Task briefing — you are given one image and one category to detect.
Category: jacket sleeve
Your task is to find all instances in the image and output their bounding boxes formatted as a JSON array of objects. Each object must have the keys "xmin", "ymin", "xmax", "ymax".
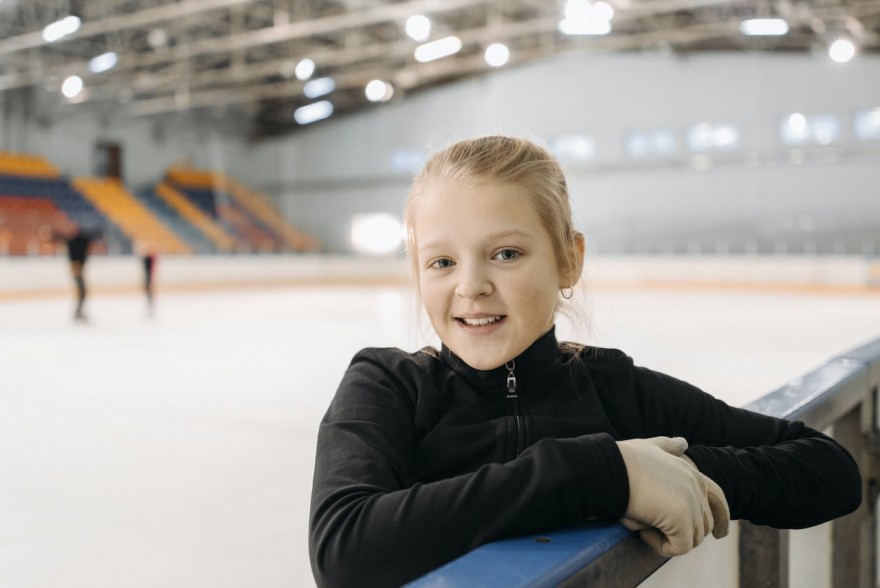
[
  {"xmin": 629, "ymin": 365, "xmax": 861, "ymax": 529},
  {"xmin": 309, "ymin": 350, "xmax": 629, "ymax": 588}
]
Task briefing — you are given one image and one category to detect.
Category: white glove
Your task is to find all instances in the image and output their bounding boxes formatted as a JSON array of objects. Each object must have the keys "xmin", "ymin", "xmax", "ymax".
[
  {"xmin": 680, "ymin": 453, "xmax": 729, "ymax": 540},
  {"xmin": 617, "ymin": 436, "xmax": 728, "ymax": 557}
]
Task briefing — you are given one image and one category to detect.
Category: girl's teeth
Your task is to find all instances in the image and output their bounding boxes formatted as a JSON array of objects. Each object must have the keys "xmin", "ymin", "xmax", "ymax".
[{"xmin": 462, "ymin": 316, "xmax": 501, "ymax": 326}]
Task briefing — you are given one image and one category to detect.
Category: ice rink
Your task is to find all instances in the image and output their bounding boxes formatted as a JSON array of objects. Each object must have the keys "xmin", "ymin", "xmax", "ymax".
[{"xmin": 2, "ymin": 283, "xmax": 879, "ymax": 588}]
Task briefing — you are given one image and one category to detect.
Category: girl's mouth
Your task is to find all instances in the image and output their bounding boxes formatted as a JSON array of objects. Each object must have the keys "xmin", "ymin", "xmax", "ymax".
[{"xmin": 456, "ymin": 315, "xmax": 506, "ymax": 327}]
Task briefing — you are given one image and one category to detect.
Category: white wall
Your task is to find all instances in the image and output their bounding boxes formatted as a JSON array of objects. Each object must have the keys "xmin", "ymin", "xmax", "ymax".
[
  {"xmin": 1, "ymin": 88, "xmax": 252, "ymax": 187},
  {"xmin": 248, "ymin": 51, "xmax": 880, "ymax": 252}
]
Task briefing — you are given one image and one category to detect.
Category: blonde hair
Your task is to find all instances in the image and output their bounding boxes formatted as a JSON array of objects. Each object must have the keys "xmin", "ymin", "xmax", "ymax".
[{"xmin": 405, "ymin": 135, "xmax": 586, "ymax": 324}]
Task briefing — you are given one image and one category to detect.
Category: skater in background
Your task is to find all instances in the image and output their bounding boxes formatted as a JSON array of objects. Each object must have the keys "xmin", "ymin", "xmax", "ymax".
[
  {"xmin": 137, "ymin": 240, "xmax": 158, "ymax": 317},
  {"xmin": 42, "ymin": 220, "xmax": 103, "ymax": 322}
]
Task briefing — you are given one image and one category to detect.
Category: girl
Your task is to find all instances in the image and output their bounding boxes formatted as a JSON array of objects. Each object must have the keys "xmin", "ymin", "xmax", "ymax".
[{"xmin": 309, "ymin": 136, "xmax": 860, "ymax": 587}]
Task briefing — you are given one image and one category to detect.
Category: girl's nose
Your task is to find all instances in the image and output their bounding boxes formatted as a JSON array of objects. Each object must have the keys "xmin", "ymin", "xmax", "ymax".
[{"xmin": 455, "ymin": 263, "xmax": 493, "ymax": 299}]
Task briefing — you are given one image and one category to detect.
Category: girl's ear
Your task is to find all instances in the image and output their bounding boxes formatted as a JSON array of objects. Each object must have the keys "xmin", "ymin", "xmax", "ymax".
[{"xmin": 562, "ymin": 232, "xmax": 586, "ymax": 288}]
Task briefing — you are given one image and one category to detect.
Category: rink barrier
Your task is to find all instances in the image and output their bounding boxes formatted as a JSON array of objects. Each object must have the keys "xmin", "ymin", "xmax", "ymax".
[
  {"xmin": 407, "ymin": 336, "xmax": 880, "ymax": 588},
  {"xmin": 2, "ymin": 254, "xmax": 879, "ymax": 297}
]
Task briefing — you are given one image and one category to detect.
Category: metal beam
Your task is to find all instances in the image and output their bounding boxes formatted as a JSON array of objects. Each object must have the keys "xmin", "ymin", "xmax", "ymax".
[{"xmin": 0, "ymin": 0, "xmax": 255, "ymax": 56}]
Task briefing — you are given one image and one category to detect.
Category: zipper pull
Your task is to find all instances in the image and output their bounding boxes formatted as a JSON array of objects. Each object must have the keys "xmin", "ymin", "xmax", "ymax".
[{"xmin": 505, "ymin": 360, "xmax": 517, "ymax": 399}]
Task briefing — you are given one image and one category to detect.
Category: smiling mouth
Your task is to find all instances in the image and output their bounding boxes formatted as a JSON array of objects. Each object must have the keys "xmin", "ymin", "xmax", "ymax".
[{"xmin": 456, "ymin": 315, "xmax": 506, "ymax": 326}]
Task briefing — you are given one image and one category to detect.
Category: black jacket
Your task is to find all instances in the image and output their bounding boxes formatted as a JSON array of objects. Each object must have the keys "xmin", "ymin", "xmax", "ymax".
[{"xmin": 310, "ymin": 327, "xmax": 861, "ymax": 587}]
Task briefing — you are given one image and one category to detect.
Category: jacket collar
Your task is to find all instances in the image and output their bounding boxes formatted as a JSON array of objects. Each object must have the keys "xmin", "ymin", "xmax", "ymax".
[{"xmin": 440, "ymin": 326, "xmax": 565, "ymax": 393}]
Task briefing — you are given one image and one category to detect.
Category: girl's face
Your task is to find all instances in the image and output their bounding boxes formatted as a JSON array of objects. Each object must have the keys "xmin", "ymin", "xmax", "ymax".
[{"xmin": 413, "ymin": 180, "xmax": 565, "ymax": 371}]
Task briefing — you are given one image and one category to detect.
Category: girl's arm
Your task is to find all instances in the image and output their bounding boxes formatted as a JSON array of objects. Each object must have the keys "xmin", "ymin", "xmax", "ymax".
[
  {"xmin": 309, "ymin": 350, "xmax": 628, "ymax": 588},
  {"xmin": 630, "ymin": 366, "xmax": 862, "ymax": 528}
]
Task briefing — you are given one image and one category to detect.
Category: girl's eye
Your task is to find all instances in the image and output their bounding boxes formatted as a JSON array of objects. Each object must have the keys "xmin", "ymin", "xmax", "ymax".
[
  {"xmin": 430, "ymin": 258, "xmax": 454, "ymax": 269},
  {"xmin": 494, "ymin": 249, "xmax": 520, "ymax": 261}
]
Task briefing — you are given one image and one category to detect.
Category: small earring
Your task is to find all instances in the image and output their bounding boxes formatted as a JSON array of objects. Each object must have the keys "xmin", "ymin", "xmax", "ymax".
[{"xmin": 561, "ymin": 287, "xmax": 573, "ymax": 300}]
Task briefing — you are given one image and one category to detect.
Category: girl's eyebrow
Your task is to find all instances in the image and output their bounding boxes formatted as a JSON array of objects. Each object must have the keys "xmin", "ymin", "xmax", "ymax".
[
  {"xmin": 419, "ymin": 230, "xmax": 531, "ymax": 253},
  {"xmin": 485, "ymin": 230, "xmax": 531, "ymax": 241}
]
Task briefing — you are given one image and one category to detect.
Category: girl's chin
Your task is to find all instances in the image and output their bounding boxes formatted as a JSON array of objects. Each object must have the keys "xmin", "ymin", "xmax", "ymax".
[{"xmin": 451, "ymin": 347, "xmax": 511, "ymax": 371}]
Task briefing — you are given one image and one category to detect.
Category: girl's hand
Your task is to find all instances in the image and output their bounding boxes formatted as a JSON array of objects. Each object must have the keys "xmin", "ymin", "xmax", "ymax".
[
  {"xmin": 617, "ymin": 436, "xmax": 728, "ymax": 557},
  {"xmin": 679, "ymin": 452, "xmax": 730, "ymax": 540}
]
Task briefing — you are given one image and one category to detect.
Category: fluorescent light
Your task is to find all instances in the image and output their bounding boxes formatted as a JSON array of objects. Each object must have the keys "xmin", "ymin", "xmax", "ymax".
[
  {"xmin": 42, "ymin": 15, "xmax": 81, "ymax": 43},
  {"xmin": 592, "ymin": 2, "xmax": 615, "ymax": 21},
  {"xmin": 365, "ymin": 80, "xmax": 394, "ymax": 103},
  {"xmin": 294, "ymin": 101, "xmax": 333, "ymax": 124},
  {"xmin": 350, "ymin": 214, "xmax": 403, "ymax": 255},
  {"xmin": 295, "ymin": 58, "xmax": 315, "ymax": 80},
  {"xmin": 560, "ymin": 0, "xmax": 613, "ymax": 35},
  {"xmin": 787, "ymin": 113, "xmax": 807, "ymax": 134},
  {"xmin": 484, "ymin": 43, "xmax": 509, "ymax": 67},
  {"xmin": 61, "ymin": 75, "xmax": 83, "ymax": 99},
  {"xmin": 405, "ymin": 15, "xmax": 431, "ymax": 42},
  {"xmin": 558, "ymin": 18, "xmax": 611, "ymax": 35},
  {"xmin": 303, "ymin": 77, "xmax": 335, "ymax": 98},
  {"xmin": 89, "ymin": 52, "xmax": 118, "ymax": 73},
  {"xmin": 414, "ymin": 36, "xmax": 462, "ymax": 63},
  {"xmin": 564, "ymin": 0, "xmax": 591, "ymax": 20},
  {"xmin": 740, "ymin": 18, "xmax": 789, "ymax": 36},
  {"xmin": 829, "ymin": 39, "xmax": 856, "ymax": 63},
  {"xmin": 713, "ymin": 126, "xmax": 738, "ymax": 147}
]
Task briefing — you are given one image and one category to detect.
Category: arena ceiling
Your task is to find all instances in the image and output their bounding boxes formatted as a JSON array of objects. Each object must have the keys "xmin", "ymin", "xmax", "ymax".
[{"xmin": 1, "ymin": 0, "xmax": 879, "ymax": 139}]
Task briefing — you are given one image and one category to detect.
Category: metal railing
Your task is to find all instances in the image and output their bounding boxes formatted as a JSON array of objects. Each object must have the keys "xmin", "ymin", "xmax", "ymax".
[{"xmin": 408, "ymin": 336, "xmax": 880, "ymax": 588}]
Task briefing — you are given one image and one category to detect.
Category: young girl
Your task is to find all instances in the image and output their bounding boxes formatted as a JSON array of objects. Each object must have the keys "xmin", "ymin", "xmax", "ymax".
[{"xmin": 309, "ymin": 136, "xmax": 861, "ymax": 587}]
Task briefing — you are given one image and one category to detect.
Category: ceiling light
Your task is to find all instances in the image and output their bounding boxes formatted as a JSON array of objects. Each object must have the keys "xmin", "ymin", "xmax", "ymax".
[
  {"xmin": 303, "ymin": 77, "xmax": 335, "ymax": 98},
  {"xmin": 61, "ymin": 75, "xmax": 83, "ymax": 99},
  {"xmin": 42, "ymin": 15, "xmax": 81, "ymax": 43},
  {"xmin": 295, "ymin": 58, "xmax": 316, "ymax": 80},
  {"xmin": 365, "ymin": 80, "xmax": 394, "ymax": 103},
  {"xmin": 829, "ymin": 39, "xmax": 856, "ymax": 63},
  {"xmin": 484, "ymin": 43, "xmax": 509, "ymax": 67},
  {"xmin": 88, "ymin": 52, "xmax": 118, "ymax": 73},
  {"xmin": 591, "ymin": 2, "xmax": 615, "ymax": 21},
  {"xmin": 294, "ymin": 101, "xmax": 333, "ymax": 125},
  {"xmin": 147, "ymin": 28, "xmax": 168, "ymax": 49},
  {"xmin": 405, "ymin": 15, "xmax": 431, "ymax": 42},
  {"xmin": 740, "ymin": 18, "xmax": 789, "ymax": 36},
  {"xmin": 558, "ymin": 0, "xmax": 614, "ymax": 36},
  {"xmin": 787, "ymin": 113, "xmax": 807, "ymax": 134},
  {"xmin": 414, "ymin": 36, "xmax": 462, "ymax": 63},
  {"xmin": 564, "ymin": 0, "xmax": 591, "ymax": 20},
  {"xmin": 558, "ymin": 18, "xmax": 611, "ymax": 35}
]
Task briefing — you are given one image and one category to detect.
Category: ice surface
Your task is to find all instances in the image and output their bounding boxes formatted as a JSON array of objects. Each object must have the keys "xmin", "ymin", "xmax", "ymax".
[{"xmin": 1, "ymin": 284, "xmax": 877, "ymax": 587}]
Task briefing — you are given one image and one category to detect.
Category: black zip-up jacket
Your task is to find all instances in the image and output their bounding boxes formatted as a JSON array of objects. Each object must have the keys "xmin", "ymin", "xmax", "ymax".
[{"xmin": 310, "ymin": 328, "xmax": 861, "ymax": 587}]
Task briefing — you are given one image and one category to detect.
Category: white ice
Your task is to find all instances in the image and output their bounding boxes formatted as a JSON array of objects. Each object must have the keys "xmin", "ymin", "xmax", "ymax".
[{"xmin": 1, "ymin": 285, "xmax": 878, "ymax": 587}]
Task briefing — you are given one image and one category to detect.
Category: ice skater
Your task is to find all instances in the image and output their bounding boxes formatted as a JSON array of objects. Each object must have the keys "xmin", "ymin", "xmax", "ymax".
[
  {"xmin": 136, "ymin": 240, "xmax": 158, "ymax": 317},
  {"xmin": 309, "ymin": 136, "xmax": 861, "ymax": 587},
  {"xmin": 43, "ymin": 222, "xmax": 102, "ymax": 323}
]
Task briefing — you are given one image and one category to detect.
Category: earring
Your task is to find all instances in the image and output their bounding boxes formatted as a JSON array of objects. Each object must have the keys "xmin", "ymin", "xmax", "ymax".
[{"xmin": 561, "ymin": 287, "xmax": 573, "ymax": 300}]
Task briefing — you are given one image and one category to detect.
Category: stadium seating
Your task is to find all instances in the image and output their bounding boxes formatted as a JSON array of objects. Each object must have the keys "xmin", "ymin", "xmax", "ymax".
[
  {"xmin": 73, "ymin": 178, "xmax": 193, "ymax": 255},
  {"xmin": 0, "ymin": 152, "xmax": 319, "ymax": 256}
]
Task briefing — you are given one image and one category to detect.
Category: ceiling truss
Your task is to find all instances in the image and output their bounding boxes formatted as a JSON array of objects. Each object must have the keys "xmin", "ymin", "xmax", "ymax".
[{"xmin": 0, "ymin": 0, "xmax": 878, "ymax": 139}]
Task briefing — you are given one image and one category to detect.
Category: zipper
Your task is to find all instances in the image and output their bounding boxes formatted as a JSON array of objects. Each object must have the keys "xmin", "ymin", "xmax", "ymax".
[{"xmin": 506, "ymin": 360, "xmax": 526, "ymax": 457}]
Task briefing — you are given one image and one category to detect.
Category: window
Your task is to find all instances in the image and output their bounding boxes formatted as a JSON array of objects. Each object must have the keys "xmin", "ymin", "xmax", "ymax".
[
  {"xmin": 550, "ymin": 134, "xmax": 595, "ymax": 163},
  {"xmin": 854, "ymin": 108, "xmax": 880, "ymax": 141},
  {"xmin": 625, "ymin": 130, "xmax": 677, "ymax": 158},
  {"xmin": 686, "ymin": 123, "xmax": 740, "ymax": 152},
  {"xmin": 779, "ymin": 113, "xmax": 840, "ymax": 146}
]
